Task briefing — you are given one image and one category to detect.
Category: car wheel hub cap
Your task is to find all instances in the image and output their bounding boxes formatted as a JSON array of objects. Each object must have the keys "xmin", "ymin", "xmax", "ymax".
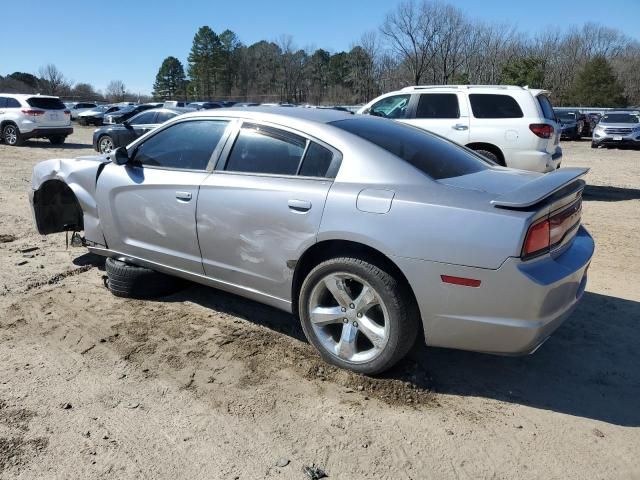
[
  {"xmin": 5, "ymin": 127, "xmax": 17, "ymax": 144},
  {"xmin": 308, "ymin": 272, "xmax": 389, "ymax": 363},
  {"xmin": 100, "ymin": 138, "xmax": 113, "ymax": 153}
]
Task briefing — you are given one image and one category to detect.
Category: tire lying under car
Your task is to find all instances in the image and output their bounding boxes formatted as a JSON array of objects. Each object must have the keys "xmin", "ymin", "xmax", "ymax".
[{"xmin": 105, "ymin": 257, "xmax": 183, "ymax": 299}]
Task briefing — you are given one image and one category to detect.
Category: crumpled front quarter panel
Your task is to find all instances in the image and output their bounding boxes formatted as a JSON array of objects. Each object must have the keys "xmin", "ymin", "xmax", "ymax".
[{"xmin": 31, "ymin": 155, "xmax": 109, "ymax": 246}]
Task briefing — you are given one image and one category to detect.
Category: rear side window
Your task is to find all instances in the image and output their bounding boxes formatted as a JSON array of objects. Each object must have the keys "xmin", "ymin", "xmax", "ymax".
[
  {"xmin": 537, "ymin": 95, "xmax": 556, "ymax": 121},
  {"xmin": 155, "ymin": 111, "xmax": 177, "ymax": 123},
  {"xmin": 331, "ymin": 117, "xmax": 489, "ymax": 180},
  {"xmin": 0, "ymin": 97, "xmax": 6, "ymax": 108},
  {"xmin": 6, "ymin": 98, "xmax": 21, "ymax": 108},
  {"xmin": 415, "ymin": 94, "xmax": 459, "ymax": 119},
  {"xmin": 469, "ymin": 94, "xmax": 523, "ymax": 119},
  {"xmin": 130, "ymin": 111, "xmax": 156, "ymax": 125},
  {"xmin": 299, "ymin": 143, "xmax": 334, "ymax": 177},
  {"xmin": 133, "ymin": 120, "xmax": 228, "ymax": 170},
  {"xmin": 26, "ymin": 97, "xmax": 66, "ymax": 110},
  {"xmin": 225, "ymin": 124, "xmax": 306, "ymax": 175}
]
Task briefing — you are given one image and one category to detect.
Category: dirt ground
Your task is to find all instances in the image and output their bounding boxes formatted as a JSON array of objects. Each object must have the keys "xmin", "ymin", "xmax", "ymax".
[{"xmin": 0, "ymin": 126, "xmax": 638, "ymax": 480}]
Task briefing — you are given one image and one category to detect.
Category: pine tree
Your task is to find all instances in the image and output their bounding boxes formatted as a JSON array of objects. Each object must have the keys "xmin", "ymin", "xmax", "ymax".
[
  {"xmin": 570, "ymin": 56, "xmax": 627, "ymax": 107},
  {"xmin": 187, "ymin": 26, "xmax": 223, "ymax": 100},
  {"xmin": 152, "ymin": 56, "xmax": 187, "ymax": 101}
]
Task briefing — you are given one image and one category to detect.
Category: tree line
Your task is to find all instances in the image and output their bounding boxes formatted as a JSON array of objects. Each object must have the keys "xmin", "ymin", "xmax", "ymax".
[
  {"xmin": 0, "ymin": 65, "xmax": 148, "ymax": 103},
  {"xmin": 2, "ymin": 0, "xmax": 639, "ymax": 107}
]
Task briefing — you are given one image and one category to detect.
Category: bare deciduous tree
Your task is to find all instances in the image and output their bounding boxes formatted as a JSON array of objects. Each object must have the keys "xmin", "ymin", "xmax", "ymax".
[
  {"xmin": 38, "ymin": 64, "xmax": 70, "ymax": 95},
  {"xmin": 105, "ymin": 80, "xmax": 127, "ymax": 102}
]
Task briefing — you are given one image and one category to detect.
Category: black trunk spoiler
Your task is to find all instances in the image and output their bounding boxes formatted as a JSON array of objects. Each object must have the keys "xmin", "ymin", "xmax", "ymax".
[{"xmin": 491, "ymin": 168, "xmax": 589, "ymax": 209}]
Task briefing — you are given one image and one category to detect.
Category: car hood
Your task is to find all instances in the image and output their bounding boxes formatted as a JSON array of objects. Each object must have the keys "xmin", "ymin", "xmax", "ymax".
[
  {"xmin": 437, "ymin": 167, "xmax": 541, "ymax": 196},
  {"xmin": 79, "ymin": 110, "xmax": 105, "ymax": 117}
]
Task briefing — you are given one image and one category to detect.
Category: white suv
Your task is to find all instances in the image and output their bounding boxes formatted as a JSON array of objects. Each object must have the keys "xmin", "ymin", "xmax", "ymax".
[
  {"xmin": 357, "ymin": 85, "xmax": 562, "ymax": 172},
  {"xmin": 0, "ymin": 94, "xmax": 73, "ymax": 146}
]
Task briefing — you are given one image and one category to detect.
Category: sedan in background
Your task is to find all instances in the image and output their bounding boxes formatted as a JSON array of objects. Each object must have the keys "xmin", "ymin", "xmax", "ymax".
[
  {"xmin": 591, "ymin": 110, "xmax": 640, "ymax": 149},
  {"xmin": 103, "ymin": 103, "xmax": 159, "ymax": 125},
  {"xmin": 93, "ymin": 108, "xmax": 185, "ymax": 153},
  {"xmin": 554, "ymin": 109, "xmax": 587, "ymax": 140},
  {"xmin": 31, "ymin": 108, "xmax": 593, "ymax": 374},
  {"xmin": 78, "ymin": 105, "xmax": 121, "ymax": 126},
  {"xmin": 67, "ymin": 102, "xmax": 98, "ymax": 120}
]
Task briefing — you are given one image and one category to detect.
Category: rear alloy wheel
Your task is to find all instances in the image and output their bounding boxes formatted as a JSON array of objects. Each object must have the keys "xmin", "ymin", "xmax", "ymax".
[
  {"xmin": 48, "ymin": 135, "xmax": 66, "ymax": 145},
  {"xmin": 299, "ymin": 257, "xmax": 417, "ymax": 374},
  {"xmin": 98, "ymin": 135, "xmax": 114, "ymax": 154},
  {"xmin": 2, "ymin": 124, "xmax": 23, "ymax": 146}
]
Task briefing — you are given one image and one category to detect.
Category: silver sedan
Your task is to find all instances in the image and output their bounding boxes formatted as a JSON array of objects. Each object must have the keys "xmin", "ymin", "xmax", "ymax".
[{"xmin": 29, "ymin": 108, "xmax": 594, "ymax": 374}]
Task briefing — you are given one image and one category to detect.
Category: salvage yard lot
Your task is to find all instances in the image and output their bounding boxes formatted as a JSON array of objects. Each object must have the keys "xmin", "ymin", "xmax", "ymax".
[{"xmin": 0, "ymin": 126, "xmax": 639, "ymax": 479}]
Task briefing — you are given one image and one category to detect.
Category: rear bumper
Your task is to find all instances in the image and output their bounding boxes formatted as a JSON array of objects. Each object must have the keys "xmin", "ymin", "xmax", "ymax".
[
  {"xmin": 22, "ymin": 127, "xmax": 73, "ymax": 139},
  {"xmin": 393, "ymin": 226, "xmax": 594, "ymax": 355},
  {"xmin": 507, "ymin": 147, "xmax": 562, "ymax": 173}
]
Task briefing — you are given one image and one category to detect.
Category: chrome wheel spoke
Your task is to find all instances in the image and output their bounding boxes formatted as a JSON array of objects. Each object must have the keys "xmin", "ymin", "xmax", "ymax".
[
  {"xmin": 353, "ymin": 285, "xmax": 377, "ymax": 314},
  {"xmin": 310, "ymin": 305, "xmax": 345, "ymax": 326},
  {"xmin": 357, "ymin": 316, "xmax": 386, "ymax": 349},
  {"xmin": 323, "ymin": 274, "xmax": 353, "ymax": 307},
  {"xmin": 335, "ymin": 322, "xmax": 357, "ymax": 360}
]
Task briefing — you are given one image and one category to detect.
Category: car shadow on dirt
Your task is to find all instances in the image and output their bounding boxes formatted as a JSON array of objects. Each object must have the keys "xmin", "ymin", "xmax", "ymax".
[
  {"xmin": 417, "ymin": 291, "xmax": 640, "ymax": 427},
  {"xmin": 17, "ymin": 140, "xmax": 92, "ymax": 149},
  {"xmin": 153, "ymin": 276, "xmax": 639, "ymax": 426},
  {"xmin": 583, "ymin": 184, "xmax": 640, "ymax": 202}
]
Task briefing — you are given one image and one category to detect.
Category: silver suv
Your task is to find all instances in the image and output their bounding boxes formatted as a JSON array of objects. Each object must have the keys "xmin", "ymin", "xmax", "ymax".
[
  {"xmin": 591, "ymin": 111, "xmax": 640, "ymax": 149},
  {"xmin": 0, "ymin": 94, "xmax": 73, "ymax": 146}
]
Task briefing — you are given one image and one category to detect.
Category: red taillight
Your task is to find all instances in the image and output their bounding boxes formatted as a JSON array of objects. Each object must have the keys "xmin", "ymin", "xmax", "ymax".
[
  {"xmin": 21, "ymin": 109, "xmax": 45, "ymax": 116},
  {"xmin": 64, "ymin": 110, "xmax": 71, "ymax": 115},
  {"xmin": 529, "ymin": 123, "xmax": 554, "ymax": 138},
  {"xmin": 440, "ymin": 275, "xmax": 481, "ymax": 287},
  {"xmin": 522, "ymin": 199, "xmax": 582, "ymax": 259},
  {"xmin": 523, "ymin": 219, "xmax": 550, "ymax": 258}
]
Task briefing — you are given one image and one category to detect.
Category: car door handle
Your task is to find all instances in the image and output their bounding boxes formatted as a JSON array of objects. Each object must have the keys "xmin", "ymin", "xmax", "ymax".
[
  {"xmin": 175, "ymin": 191, "xmax": 192, "ymax": 201},
  {"xmin": 452, "ymin": 124, "xmax": 468, "ymax": 131},
  {"xmin": 288, "ymin": 199, "xmax": 312, "ymax": 212}
]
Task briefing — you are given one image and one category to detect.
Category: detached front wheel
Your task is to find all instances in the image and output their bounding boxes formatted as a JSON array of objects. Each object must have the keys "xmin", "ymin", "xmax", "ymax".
[{"xmin": 298, "ymin": 257, "xmax": 418, "ymax": 375}]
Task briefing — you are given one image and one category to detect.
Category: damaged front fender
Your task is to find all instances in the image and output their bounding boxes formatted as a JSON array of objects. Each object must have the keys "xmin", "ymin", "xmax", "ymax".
[{"xmin": 30, "ymin": 155, "xmax": 110, "ymax": 246}]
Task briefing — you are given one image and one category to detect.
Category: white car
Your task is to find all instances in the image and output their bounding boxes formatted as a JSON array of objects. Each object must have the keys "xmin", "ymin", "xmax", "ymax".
[
  {"xmin": 0, "ymin": 94, "xmax": 73, "ymax": 146},
  {"xmin": 66, "ymin": 102, "xmax": 98, "ymax": 120},
  {"xmin": 357, "ymin": 85, "xmax": 562, "ymax": 173}
]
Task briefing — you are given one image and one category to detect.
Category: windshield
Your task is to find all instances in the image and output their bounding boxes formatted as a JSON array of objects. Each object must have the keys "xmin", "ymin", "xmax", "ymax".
[
  {"xmin": 601, "ymin": 113, "xmax": 639, "ymax": 124},
  {"xmin": 330, "ymin": 117, "xmax": 490, "ymax": 180}
]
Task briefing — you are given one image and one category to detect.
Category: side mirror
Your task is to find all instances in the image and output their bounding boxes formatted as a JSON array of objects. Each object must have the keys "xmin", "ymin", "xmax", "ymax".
[
  {"xmin": 122, "ymin": 120, "xmax": 131, "ymax": 128},
  {"xmin": 112, "ymin": 147, "xmax": 130, "ymax": 165}
]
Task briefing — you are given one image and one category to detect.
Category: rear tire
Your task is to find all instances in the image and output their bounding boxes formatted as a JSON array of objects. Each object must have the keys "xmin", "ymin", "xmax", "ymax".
[
  {"xmin": 473, "ymin": 149, "xmax": 500, "ymax": 164},
  {"xmin": 591, "ymin": 142, "xmax": 598, "ymax": 149},
  {"xmin": 48, "ymin": 135, "xmax": 66, "ymax": 145},
  {"xmin": 2, "ymin": 124, "xmax": 23, "ymax": 146},
  {"xmin": 298, "ymin": 256, "xmax": 418, "ymax": 375},
  {"xmin": 105, "ymin": 257, "xmax": 183, "ymax": 299}
]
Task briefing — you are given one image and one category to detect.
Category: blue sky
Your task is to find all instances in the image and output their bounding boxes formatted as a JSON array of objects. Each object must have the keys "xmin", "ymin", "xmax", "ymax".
[{"xmin": 1, "ymin": 0, "xmax": 637, "ymax": 95}]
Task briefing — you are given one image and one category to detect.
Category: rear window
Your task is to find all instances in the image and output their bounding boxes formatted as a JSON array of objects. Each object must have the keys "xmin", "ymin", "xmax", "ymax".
[
  {"xmin": 469, "ymin": 94, "xmax": 523, "ymax": 119},
  {"xmin": 415, "ymin": 94, "xmax": 459, "ymax": 119},
  {"xmin": 26, "ymin": 97, "xmax": 66, "ymax": 110},
  {"xmin": 537, "ymin": 95, "xmax": 556, "ymax": 121},
  {"xmin": 330, "ymin": 117, "xmax": 489, "ymax": 180}
]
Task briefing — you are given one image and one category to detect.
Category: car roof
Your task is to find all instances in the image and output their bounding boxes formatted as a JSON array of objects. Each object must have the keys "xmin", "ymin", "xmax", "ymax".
[
  {"xmin": 0, "ymin": 93, "xmax": 60, "ymax": 99},
  {"xmin": 180, "ymin": 106, "xmax": 352, "ymax": 125},
  {"xmin": 603, "ymin": 110, "xmax": 640, "ymax": 115}
]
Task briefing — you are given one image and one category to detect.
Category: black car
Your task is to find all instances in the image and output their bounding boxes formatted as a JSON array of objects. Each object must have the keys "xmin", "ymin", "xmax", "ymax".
[
  {"xmin": 554, "ymin": 109, "xmax": 588, "ymax": 140},
  {"xmin": 103, "ymin": 103, "xmax": 160, "ymax": 125},
  {"xmin": 77, "ymin": 105, "xmax": 122, "ymax": 126},
  {"xmin": 92, "ymin": 108, "xmax": 184, "ymax": 153}
]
